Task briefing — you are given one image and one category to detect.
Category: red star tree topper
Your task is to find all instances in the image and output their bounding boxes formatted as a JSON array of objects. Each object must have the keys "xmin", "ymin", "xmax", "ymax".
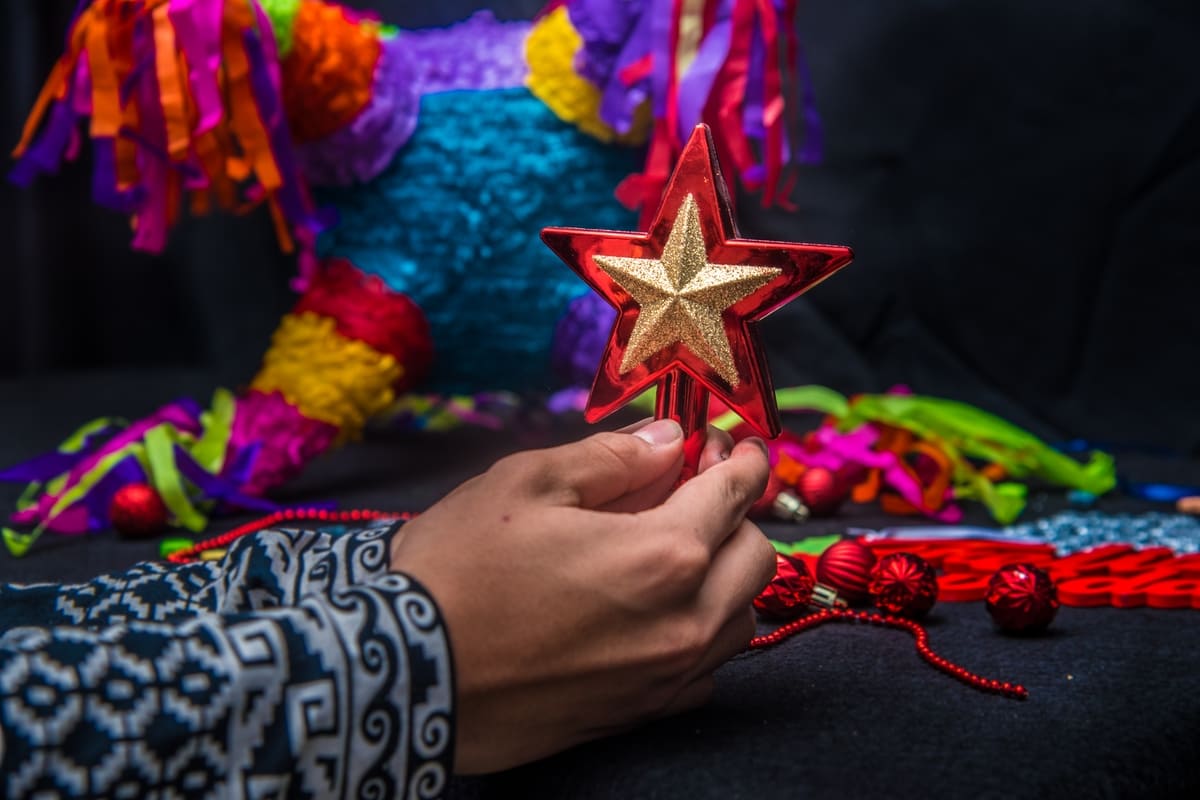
[{"xmin": 542, "ymin": 124, "xmax": 853, "ymax": 477}]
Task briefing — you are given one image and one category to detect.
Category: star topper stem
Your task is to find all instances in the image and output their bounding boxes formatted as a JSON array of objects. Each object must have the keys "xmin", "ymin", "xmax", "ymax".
[{"xmin": 656, "ymin": 370, "xmax": 708, "ymax": 481}]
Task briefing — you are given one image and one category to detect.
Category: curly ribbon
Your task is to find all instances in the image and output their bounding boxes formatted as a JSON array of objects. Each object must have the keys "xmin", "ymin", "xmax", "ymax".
[{"xmin": 713, "ymin": 386, "xmax": 1117, "ymax": 524}]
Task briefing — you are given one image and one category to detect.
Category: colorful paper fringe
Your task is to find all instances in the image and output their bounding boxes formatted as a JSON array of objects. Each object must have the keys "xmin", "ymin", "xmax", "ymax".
[
  {"xmin": 11, "ymin": 0, "xmax": 324, "ymax": 256},
  {"xmin": 535, "ymin": 0, "xmax": 823, "ymax": 226}
]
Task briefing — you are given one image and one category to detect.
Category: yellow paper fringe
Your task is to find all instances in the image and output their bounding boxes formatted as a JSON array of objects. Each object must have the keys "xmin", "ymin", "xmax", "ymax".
[
  {"xmin": 251, "ymin": 312, "xmax": 403, "ymax": 438},
  {"xmin": 525, "ymin": 7, "xmax": 650, "ymax": 145}
]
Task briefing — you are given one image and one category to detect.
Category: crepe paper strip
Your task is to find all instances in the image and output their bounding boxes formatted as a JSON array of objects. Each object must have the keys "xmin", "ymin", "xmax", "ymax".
[
  {"xmin": 144, "ymin": 425, "xmax": 207, "ymax": 532},
  {"xmin": 770, "ymin": 534, "xmax": 842, "ymax": 557},
  {"xmin": 562, "ymin": 0, "xmax": 817, "ymax": 222},
  {"xmin": 2, "ymin": 527, "xmax": 42, "ymax": 558},
  {"xmin": 190, "ymin": 387, "xmax": 235, "ymax": 475},
  {"xmin": 843, "ymin": 393, "xmax": 1116, "ymax": 496},
  {"xmin": 12, "ymin": 0, "xmax": 320, "ymax": 258},
  {"xmin": 0, "ymin": 419, "xmax": 123, "ymax": 484},
  {"xmin": 773, "ymin": 423, "xmax": 965, "ymax": 523}
]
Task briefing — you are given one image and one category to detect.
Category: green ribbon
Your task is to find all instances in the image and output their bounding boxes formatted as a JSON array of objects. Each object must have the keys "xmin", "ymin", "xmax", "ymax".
[
  {"xmin": 191, "ymin": 388, "xmax": 235, "ymax": 475},
  {"xmin": 3, "ymin": 526, "xmax": 41, "ymax": 558},
  {"xmin": 144, "ymin": 426, "xmax": 208, "ymax": 533}
]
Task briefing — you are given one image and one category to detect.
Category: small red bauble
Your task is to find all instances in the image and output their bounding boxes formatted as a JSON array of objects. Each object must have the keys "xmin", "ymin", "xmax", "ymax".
[
  {"xmin": 985, "ymin": 563, "xmax": 1059, "ymax": 633},
  {"xmin": 749, "ymin": 471, "xmax": 787, "ymax": 519},
  {"xmin": 817, "ymin": 539, "xmax": 878, "ymax": 605},
  {"xmin": 754, "ymin": 553, "xmax": 817, "ymax": 619},
  {"xmin": 795, "ymin": 466, "xmax": 847, "ymax": 517},
  {"xmin": 869, "ymin": 552, "xmax": 938, "ymax": 618},
  {"xmin": 109, "ymin": 483, "xmax": 169, "ymax": 538}
]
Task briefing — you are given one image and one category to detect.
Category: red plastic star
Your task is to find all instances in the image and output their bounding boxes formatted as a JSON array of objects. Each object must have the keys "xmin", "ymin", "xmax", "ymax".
[{"xmin": 542, "ymin": 124, "xmax": 853, "ymax": 445}]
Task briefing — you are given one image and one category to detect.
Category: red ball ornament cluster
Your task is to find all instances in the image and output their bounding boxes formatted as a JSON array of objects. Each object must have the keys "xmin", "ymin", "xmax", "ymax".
[
  {"xmin": 985, "ymin": 562, "xmax": 1059, "ymax": 633},
  {"xmin": 753, "ymin": 553, "xmax": 816, "ymax": 619},
  {"xmin": 753, "ymin": 553, "xmax": 844, "ymax": 619},
  {"xmin": 108, "ymin": 483, "xmax": 169, "ymax": 538}
]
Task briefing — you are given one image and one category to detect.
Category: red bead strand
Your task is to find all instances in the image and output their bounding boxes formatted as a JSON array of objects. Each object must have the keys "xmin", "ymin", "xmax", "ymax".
[
  {"xmin": 166, "ymin": 508, "xmax": 417, "ymax": 564},
  {"xmin": 748, "ymin": 607, "xmax": 1028, "ymax": 700}
]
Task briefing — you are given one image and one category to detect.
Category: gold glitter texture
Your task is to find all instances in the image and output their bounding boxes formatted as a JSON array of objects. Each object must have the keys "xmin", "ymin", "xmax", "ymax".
[{"xmin": 594, "ymin": 194, "xmax": 780, "ymax": 386}]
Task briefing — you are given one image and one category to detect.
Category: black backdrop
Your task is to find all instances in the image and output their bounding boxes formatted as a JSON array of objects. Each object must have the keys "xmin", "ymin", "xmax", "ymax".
[{"xmin": 2, "ymin": 0, "xmax": 1198, "ymax": 452}]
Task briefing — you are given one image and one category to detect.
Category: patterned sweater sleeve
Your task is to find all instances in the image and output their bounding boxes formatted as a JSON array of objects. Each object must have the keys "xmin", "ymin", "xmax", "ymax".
[{"xmin": 0, "ymin": 524, "xmax": 455, "ymax": 799}]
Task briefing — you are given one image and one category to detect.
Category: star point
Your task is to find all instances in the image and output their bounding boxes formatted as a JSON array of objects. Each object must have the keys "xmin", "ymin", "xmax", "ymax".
[{"xmin": 542, "ymin": 124, "xmax": 854, "ymax": 439}]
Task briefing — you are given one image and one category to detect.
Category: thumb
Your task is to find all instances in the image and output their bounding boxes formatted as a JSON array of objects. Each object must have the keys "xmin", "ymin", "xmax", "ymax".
[{"xmin": 513, "ymin": 419, "xmax": 685, "ymax": 509}]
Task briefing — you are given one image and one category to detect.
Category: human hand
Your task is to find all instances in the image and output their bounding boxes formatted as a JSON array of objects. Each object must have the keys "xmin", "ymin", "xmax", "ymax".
[{"xmin": 389, "ymin": 418, "xmax": 774, "ymax": 773}]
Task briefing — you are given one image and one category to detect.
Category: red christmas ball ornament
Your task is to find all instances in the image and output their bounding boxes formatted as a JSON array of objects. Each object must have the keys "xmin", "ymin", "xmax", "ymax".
[
  {"xmin": 817, "ymin": 539, "xmax": 878, "ymax": 605},
  {"xmin": 985, "ymin": 563, "xmax": 1059, "ymax": 633},
  {"xmin": 749, "ymin": 471, "xmax": 787, "ymax": 519},
  {"xmin": 795, "ymin": 466, "xmax": 847, "ymax": 517},
  {"xmin": 754, "ymin": 553, "xmax": 816, "ymax": 619},
  {"xmin": 109, "ymin": 483, "xmax": 169, "ymax": 538},
  {"xmin": 869, "ymin": 552, "xmax": 939, "ymax": 618}
]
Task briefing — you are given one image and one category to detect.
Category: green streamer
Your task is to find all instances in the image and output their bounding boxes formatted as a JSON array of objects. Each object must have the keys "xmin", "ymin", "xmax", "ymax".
[
  {"xmin": 191, "ymin": 388, "xmax": 235, "ymax": 475},
  {"xmin": 3, "ymin": 526, "xmax": 41, "ymax": 558},
  {"xmin": 144, "ymin": 426, "xmax": 207, "ymax": 533}
]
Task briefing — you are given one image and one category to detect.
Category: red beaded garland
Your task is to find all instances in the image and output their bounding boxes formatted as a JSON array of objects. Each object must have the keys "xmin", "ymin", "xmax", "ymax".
[
  {"xmin": 816, "ymin": 539, "xmax": 877, "ymax": 604},
  {"xmin": 166, "ymin": 508, "xmax": 416, "ymax": 564},
  {"xmin": 748, "ymin": 607, "xmax": 1028, "ymax": 700},
  {"xmin": 754, "ymin": 553, "xmax": 817, "ymax": 619},
  {"xmin": 985, "ymin": 562, "xmax": 1059, "ymax": 633},
  {"xmin": 109, "ymin": 483, "xmax": 169, "ymax": 538},
  {"xmin": 869, "ymin": 552, "xmax": 939, "ymax": 618}
]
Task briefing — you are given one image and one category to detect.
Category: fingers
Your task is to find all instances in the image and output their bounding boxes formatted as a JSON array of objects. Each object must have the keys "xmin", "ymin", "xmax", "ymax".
[
  {"xmin": 491, "ymin": 419, "xmax": 685, "ymax": 509},
  {"xmin": 598, "ymin": 424, "xmax": 734, "ymax": 513},
  {"xmin": 645, "ymin": 437, "xmax": 770, "ymax": 554},
  {"xmin": 698, "ymin": 426, "xmax": 734, "ymax": 473},
  {"xmin": 694, "ymin": 519, "xmax": 776, "ymax": 632}
]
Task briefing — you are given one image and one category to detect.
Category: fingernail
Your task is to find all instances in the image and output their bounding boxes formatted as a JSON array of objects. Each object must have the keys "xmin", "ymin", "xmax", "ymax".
[{"xmin": 633, "ymin": 419, "xmax": 683, "ymax": 447}]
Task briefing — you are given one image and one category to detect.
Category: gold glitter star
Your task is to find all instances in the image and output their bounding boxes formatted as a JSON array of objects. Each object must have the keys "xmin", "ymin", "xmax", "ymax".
[{"xmin": 593, "ymin": 194, "xmax": 781, "ymax": 386}]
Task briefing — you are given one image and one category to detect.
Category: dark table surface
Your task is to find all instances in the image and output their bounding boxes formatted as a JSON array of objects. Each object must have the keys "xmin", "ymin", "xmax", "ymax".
[{"xmin": 3, "ymin": 370, "xmax": 1200, "ymax": 799}]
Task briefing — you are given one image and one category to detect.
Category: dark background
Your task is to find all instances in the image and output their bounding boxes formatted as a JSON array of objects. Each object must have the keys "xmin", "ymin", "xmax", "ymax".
[{"xmin": 2, "ymin": 0, "xmax": 1198, "ymax": 451}]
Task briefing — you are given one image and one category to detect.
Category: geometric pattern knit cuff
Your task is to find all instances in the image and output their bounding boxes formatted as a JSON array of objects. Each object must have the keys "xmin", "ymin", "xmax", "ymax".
[{"xmin": 0, "ymin": 524, "xmax": 454, "ymax": 798}]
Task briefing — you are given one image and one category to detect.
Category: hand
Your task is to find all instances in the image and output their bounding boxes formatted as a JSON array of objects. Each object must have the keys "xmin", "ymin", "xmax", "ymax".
[{"xmin": 390, "ymin": 418, "xmax": 775, "ymax": 773}]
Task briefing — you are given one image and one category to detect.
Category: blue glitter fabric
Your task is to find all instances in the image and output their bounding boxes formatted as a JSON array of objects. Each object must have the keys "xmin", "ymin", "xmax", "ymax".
[
  {"xmin": 317, "ymin": 87, "xmax": 641, "ymax": 393},
  {"xmin": 1003, "ymin": 511, "xmax": 1200, "ymax": 555}
]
